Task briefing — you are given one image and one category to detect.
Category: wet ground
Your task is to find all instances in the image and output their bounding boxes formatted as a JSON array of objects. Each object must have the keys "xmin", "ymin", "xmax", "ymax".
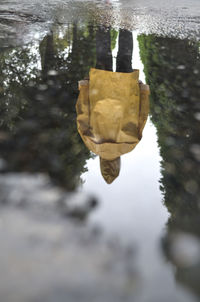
[{"xmin": 0, "ymin": 0, "xmax": 200, "ymax": 301}]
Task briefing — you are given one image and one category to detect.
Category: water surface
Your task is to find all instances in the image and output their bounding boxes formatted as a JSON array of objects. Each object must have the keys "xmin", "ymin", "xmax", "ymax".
[{"xmin": 0, "ymin": 1, "xmax": 200, "ymax": 301}]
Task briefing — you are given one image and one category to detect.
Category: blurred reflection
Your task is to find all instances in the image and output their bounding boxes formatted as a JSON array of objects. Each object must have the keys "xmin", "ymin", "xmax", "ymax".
[
  {"xmin": 138, "ymin": 35, "xmax": 200, "ymax": 298},
  {"xmin": 0, "ymin": 23, "xmax": 97, "ymax": 190},
  {"xmin": 76, "ymin": 27, "xmax": 150, "ymax": 183}
]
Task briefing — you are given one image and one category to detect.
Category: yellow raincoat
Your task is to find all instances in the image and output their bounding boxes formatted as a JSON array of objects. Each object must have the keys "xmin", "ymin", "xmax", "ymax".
[{"xmin": 76, "ymin": 68, "xmax": 149, "ymax": 183}]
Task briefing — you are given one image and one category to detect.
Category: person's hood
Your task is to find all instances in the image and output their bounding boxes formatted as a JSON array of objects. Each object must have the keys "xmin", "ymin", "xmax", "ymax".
[{"xmin": 100, "ymin": 157, "xmax": 121, "ymax": 184}]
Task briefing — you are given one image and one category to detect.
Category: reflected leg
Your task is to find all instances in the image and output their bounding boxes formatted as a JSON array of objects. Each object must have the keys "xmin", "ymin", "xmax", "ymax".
[
  {"xmin": 96, "ymin": 26, "xmax": 113, "ymax": 71},
  {"xmin": 116, "ymin": 29, "xmax": 133, "ymax": 73}
]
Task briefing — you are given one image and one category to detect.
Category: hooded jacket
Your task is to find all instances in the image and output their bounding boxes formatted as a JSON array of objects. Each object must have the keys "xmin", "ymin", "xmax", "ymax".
[{"xmin": 76, "ymin": 68, "xmax": 149, "ymax": 162}]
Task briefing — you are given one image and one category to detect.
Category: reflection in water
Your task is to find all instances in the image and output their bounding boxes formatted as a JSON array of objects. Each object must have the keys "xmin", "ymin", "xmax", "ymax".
[
  {"xmin": 139, "ymin": 35, "xmax": 200, "ymax": 299},
  {"xmin": 0, "ymin": 23, "xmax": 97, "ymax": 190},
  {"xmin": 100, "ymin": 157, "xmax": 120, "ymax": 184},
  {"xmin": 76, "ymin": 27, "xmax": 149, "ymax": 183},
  {"xmin": 0, "ymin": 15, "xmax": 200, "ymax": 300}
]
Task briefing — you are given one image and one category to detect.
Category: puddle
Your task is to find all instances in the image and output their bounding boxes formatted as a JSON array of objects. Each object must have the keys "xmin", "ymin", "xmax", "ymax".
[{"xmin": 0, "ymin": 1, "xmax": 200, "ymax": 301}]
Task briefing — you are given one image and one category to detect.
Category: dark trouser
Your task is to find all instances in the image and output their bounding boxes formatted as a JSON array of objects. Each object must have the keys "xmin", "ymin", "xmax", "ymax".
[
  {"xmin": 96, "ymin": 27, "xmax": 133, "ymax": 73},
  {"xmin": 116, "ymin": 29, "xmax": 133, "ymax": 73},
  {"xmin": 96, "ymin": 26, "xmax": 113, "ymax": 71}
]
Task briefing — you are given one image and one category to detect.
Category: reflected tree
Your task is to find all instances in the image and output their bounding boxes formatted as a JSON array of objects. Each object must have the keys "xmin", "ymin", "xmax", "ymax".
[
  {"xmin": 138, "ymin": 34, "xmax": 200, "ymax": 297},
  {"xmin": 0, "ymin": 45, "xmax": 39, "ymax": 130},
  {"xmin": 0, "ymin": 22, "xmax": 97, "ymax": 190}
]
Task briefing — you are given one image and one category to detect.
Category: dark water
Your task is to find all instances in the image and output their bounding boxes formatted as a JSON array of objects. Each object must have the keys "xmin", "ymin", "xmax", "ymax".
[{"xmin": 0, "ymin": 1, "xmax": 200, "ymax": 301}]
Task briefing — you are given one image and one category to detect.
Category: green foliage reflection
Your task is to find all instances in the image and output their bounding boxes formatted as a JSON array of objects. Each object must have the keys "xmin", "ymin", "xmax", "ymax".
[
  {"xmin": 0, "ymin": 23, "xmax": 97, "ymax": 190},
  {"xmin": 138, "ymin": 34, "xmax": 200, "ymax": 297}
]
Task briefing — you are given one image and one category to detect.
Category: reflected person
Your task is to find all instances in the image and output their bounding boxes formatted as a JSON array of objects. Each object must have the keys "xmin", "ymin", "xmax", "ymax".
[{"xmin": 76, "ymin": 27, "xmax": 150, "ymax": 184}]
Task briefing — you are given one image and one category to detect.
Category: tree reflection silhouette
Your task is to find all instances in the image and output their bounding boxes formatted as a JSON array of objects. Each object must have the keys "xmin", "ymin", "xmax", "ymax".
[
  {"xmin": 138, "ymin": 34, "xmax": 200, "ymax": 298},
  {"xmin": 0, "ymin": 23, "xmax": 96, "ymax": 190}
]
